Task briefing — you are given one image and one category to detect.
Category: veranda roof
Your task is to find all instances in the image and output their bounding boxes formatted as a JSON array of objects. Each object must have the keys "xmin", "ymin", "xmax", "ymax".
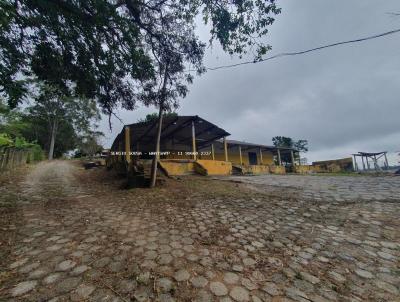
[
  {"xmin": 111, "ymin": 115, "xmax": 230, "ymax": 150},
  {"xmin": 222, "ymin": 139, "xmax": 298, "ymax": 152}
]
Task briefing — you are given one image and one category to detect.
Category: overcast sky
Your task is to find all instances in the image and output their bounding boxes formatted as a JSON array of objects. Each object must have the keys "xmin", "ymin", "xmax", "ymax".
[{"xmin": 100, "ymin": 0, "xmax": 400, "ymax": 165}]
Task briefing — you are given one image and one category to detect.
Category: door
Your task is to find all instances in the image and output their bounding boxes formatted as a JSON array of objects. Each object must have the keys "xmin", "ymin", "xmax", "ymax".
[{"xmin": 248, "ymin": 152, "xmax": 258, "ymax": 165}]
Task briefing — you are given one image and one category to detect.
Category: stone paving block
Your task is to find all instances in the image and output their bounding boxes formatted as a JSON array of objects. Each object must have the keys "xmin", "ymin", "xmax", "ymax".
[
  {"xmin": 3, "ymin": 162, "xmax": 400, "ymax": 302},
  {"xmin": 10, "ymin": 280, "xmax": 37, "ymax": 297}
]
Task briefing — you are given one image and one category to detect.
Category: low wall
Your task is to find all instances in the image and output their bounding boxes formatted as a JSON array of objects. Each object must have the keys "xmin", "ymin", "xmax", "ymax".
[
  {"xmin": 294, "ymin": 164, "xmax": 345, "ymax": 173},
  {"xmin": 195, "ymin": 160, "xmax": 232, "ymax": 176},
  {"xmin": 269, "ymin": 165, "xmax": 286, "ymax": 174},
  {"xmin": 241, "ymin": 165, "xmax": 270, "ymax": 175},
  {"xmin": 294, "ymin": 165, "xmax": 318, "ymax": 174},
  {"xmin": 159, "ymin": 160, "xmax": 195, "ymax": 176},
  {"xmin": 110, "ymin": 158, "xmax": 243, "ymax": 177},
  {"xmin": 0, "ymin": 147, "xmax": 34, "ymax": 172}
]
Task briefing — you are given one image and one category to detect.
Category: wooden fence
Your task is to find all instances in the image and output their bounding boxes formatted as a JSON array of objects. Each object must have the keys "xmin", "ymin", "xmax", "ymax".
[{"xmin": 0, "ymin": 147, "xmax": 35, "ymax": 172}]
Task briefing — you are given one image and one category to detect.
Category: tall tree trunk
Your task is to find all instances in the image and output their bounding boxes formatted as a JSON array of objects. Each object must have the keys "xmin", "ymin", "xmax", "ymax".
[
  {"xmin": 48, "ymin": 120, "xmax": 57, "ymax": 160},
  {"xmin": 149, "ymin": 63, "xmax": 169, "ymax": 188},
  {"xmin": 149, "ymin": 105, "xmax": 164, "ymax": 188}
]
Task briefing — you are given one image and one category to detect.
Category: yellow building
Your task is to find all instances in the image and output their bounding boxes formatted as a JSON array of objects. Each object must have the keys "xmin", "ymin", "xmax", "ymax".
[
  {"xmin": 312, "ymin": 157, "xmax": 354, "ymax": 172},
  {"xmin": 109, "ymin": 115, "xmax": 298, "ymax": 177}
]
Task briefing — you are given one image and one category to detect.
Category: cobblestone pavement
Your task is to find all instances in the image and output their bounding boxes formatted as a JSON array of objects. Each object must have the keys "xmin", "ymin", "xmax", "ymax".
[
  {"xmin": 227, "ymin": 174, "xmax": 400, "ymax": 203},
  {"xmin": 1, "ymin": 161, "xmax": 399, "ymax": 302}
]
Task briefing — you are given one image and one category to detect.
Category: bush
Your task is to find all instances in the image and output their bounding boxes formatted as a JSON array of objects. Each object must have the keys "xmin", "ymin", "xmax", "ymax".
[
  {"xmin": 31, "ymin": 144, "xmax": 44, "ymax": 161},
  {"xmin": 0, "ymin": 133, "xmax": 44, "ymax": 162},
  {"xmin": 0, "ymin": 133, "xmax": 13, "ymax": 147},
  {"xmin": 14, "ymin": 136, "xmax": 36, "ymax": 149}
]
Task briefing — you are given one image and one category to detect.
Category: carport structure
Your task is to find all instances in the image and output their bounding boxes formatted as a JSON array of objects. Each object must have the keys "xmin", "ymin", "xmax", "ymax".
[
  {"xmin": 352, "ymin": 151, "xmax": 389, "ymax": 172},
  {"xmin": 198, "ymin": 140, "xmax": 297, "ymax": 174},
  {"xmin": 111, "ymin": 115, "xmax": 229, "ymax": 160},
  {"xmin": 214, "ymin": 139, "xmax": 298, "ymax": 166},
  {"xmin": 109, "ymin": 115, "xmax": 296, "ymax": 176},
  {"xmin": 110, "ymin": 115, "xmax": 234, "ymax": 176}
]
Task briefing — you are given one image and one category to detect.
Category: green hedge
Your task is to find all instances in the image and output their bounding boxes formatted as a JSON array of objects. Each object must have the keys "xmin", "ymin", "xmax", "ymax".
[
  {"xmin": 0, "ymin": 133, "xmax": 44, "ymax": 162},
  {"xmin": 0, "ymin": 133, "xmax": 13, "ymax": 147},
  {"xmin": 31, "ymin": 144, "xmax": 44, "ymax": 161}
]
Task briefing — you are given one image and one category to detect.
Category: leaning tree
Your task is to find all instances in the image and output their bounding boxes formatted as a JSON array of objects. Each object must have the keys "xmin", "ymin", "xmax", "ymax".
[
  {"xmin": 28, "ymin": 83, "xmax": 100, "ymax": 160},
  {"xmin": 0, "ymin": 0, "xmax": 281, "ymax": 185}
]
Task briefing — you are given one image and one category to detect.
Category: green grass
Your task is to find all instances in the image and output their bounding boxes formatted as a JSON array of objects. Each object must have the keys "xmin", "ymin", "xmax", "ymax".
[{"xmin": 309, "ymin": 172, "xmax": 366, "ymax": 177}]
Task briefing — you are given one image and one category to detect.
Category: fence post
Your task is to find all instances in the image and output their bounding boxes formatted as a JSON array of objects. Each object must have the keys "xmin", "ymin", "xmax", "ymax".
[
  {"xmin": 3, "ymin": 148, "xmax": 10, "ymax": 171},
  {"xmin": 8, "ymin": 148, "xmax": 14, "ymax": 170},
  {"xmin": 0, "ymin": 147, "xmax": 5, "ymax": 171}
]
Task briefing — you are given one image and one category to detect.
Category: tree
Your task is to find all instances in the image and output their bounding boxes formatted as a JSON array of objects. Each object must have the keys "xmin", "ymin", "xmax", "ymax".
[
  {"xmin": 29, "ymin": 83, "xmax": 100, "ymax": 160},
  {"xmin": 1, "ymin": 97, "xmax": 80, "ymax": 157},
  {"xmin": 272, "ymin": 136, "xmax": 294, "ymax": 149},
  {"xmin": 77, "ymin": 130, "xmax": 104, "ymax": 158},
  {"xmin": 138, "ymin": 112, "xmax": 177, "ymax": 123},
  {"xmin": 21, "ymin": 115, "xmax": 78, "ymax": 159},
  {"xmin": 272, "ymin": 136, "xmax": 309, "ymax": 165},
  {"xmin": 1, "ymin": 0, "xmax": 280, "ymax": 111},
  {"xmin": 0, "ymin": 0, "xmax": 154, "ymax": 112},
  {"xmin": 293, "ymin": 139, "xmax": 309, "ymax": 153},
  {"xmin": 1, "ymin": 0, "xmax": 281, "ymax": 185},
  {"xmin": 272, "ymin": 136, "xmax": 308, "ymax": 152},
  {"xmin": 0, "ymin": 98, "xmax": 29, "ymax": 138}
]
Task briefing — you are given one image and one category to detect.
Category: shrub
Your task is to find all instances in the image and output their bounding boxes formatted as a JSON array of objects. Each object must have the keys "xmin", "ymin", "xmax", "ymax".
[
  {"xmin": 31, "ymin": 144, "xmax": 44, "ymax": 161},
  {"xmin": 0, "ymin": 133, "xmax": 13, "ymax": 147}
]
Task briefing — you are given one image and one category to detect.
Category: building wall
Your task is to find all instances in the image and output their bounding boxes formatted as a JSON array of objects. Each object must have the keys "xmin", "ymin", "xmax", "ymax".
[
  {"xmin": 269, "ymin": 165, "xmax": 286, "ymax": 174},
  {"xmin": 161, "ymin": 146, "xmax": 275, "ymax": 166},
  {"xmin": 312, "ymin": 157, "xmax": 353, "ymax": 172},
  {"xmin": 241, "ymin": 165, "xmax": 270, "ymax": 174},
  {"xmin": 212, "ymin": 150, "xmax": 275, "ymax": 165},
  {"xmin": 158, "ymin": 159, "xmax": 232, "ymax": 176},
  {"xmin": 159, "ymin": 161, "xmax": 195, "ymax": 175},
  {"xmin": 195, "ymin": 160, "xmax": 232, "ymax": 176},
  {"xmin": 294, "ymin": 165, "xmax": 321, "ymax": 174}
]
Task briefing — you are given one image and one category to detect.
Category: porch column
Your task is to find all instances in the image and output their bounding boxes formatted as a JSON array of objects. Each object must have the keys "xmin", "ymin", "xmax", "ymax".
[
  {"xmin": 211, "ymin": 144, "xmax": 215, "ymax": 160},
  {"xmin": 223, "ymin": 137, "xmax": 228, "ymax": 162},
  {"xmin": 353, "ymin": 155, "xmax": 357, "ymax": 172},
  {"xmin": 384, "ymin": 152, "xmax": 389, "ymax": 169},
  {"xmin": 191, "ymin": 120, "xmax": 197, "ymax": 160},
  {"xmin": 118, "ymin": 141, "xmax": 123, "ymax": 162},
  {"xmin": 239, "ymin": 145, "xmax": 243, "ymax": 165},
  {"xmin": 259, "ymin": 148, "xmax": 263, "ymax": 165},
  {"xmin": 366, "ymin": 157, "xmax": 370, "ymax": 170},
  {"xmin": 361, "ymin": 156, "xmax": 366, "ymax": 170},
  {"xmin": 277, "ymin": 149, "xmax": 282, "ymax": 166},
  {"xmin": 290, "ymin": 150, "xmax": 295, "ymax": 166},
  {"xmin": 125, "ymin": 126, "xmax": 131, "ymax": 164}
]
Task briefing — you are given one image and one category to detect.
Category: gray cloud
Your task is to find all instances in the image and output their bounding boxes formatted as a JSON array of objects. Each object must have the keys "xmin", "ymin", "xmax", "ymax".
[{"xmin": 100, "ymin": 0, "xmax": 400, "ymax": 165}]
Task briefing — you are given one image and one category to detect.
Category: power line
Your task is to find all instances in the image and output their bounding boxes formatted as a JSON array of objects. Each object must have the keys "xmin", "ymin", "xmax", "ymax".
[{"xmin": 204, "ymin": 28, "xmax": 400, "ymax": 71}]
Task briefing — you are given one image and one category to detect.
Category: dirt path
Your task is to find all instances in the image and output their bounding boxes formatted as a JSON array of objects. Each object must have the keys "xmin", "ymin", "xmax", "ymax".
[
  {"xmin": 21, "ymin": 160, "xmax": 84, "ymax": 203},
  {"xmin": 1, "ymin": 161, "xmax": 399, "ymax": 302},
  {"xmin": 0, "ymin": 161, "xmax": 92, "ymax": 301}
]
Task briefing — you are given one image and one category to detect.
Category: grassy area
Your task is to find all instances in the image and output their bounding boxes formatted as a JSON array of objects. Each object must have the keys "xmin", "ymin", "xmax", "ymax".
[{"xmin": 309, "ymin": 172, "xmax": 363, "ymax": 177}]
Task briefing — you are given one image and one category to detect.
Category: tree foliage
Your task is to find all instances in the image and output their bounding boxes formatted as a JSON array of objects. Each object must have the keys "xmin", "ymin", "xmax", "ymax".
[
  {"xmin": 272, "ymin": 136, "xmax": 308, "ymax": 165},
  {"xmin": 138, "ymin": 112, "xmax": 177, "ymax": 123},
  {"xmin": 0, "ymin": 91, "xmax": 99, "ymax": 158},
  {"xmin": 0, "ymin": 0, "xmax": 281, "ymax": 114},
  {"xmin": 21, "ymin": 114, "xmax": 79, "ymax": 158},
  {"xmin": 293, "ymin": 139, "xmax": 309, "ymax": 153},
  {"xmin": 77, "ymin": 130, "xmax": 104, "ymax": 158},
  {"xmin": 28, "ymin": 83, "xmax": 100, "ymax": 159},
  {"xmin": 272, "ymin": 136, "xmax": 309, "ymax": 152},
  {"xmin": 0, "ymin": 133, "xmax": 13, "ymax": 147},
  {"xmin": 30, "ymin": 84, "xmax": 100, "ymax": 134}
]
